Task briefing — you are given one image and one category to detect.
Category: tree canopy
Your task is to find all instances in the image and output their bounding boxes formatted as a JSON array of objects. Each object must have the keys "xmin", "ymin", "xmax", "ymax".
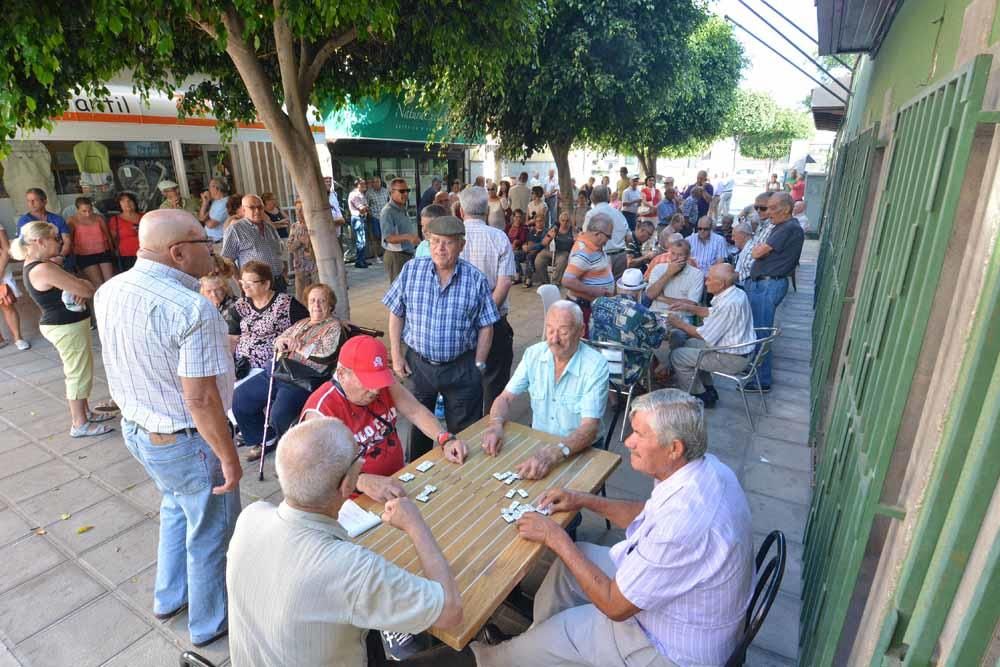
[
  {"xmin": 1, "ymin": 0, "xmax": 539, "ymax": 314},
  {"xmin": 724, "ymin": 90, "xmax": 814, "ymax": 164}
]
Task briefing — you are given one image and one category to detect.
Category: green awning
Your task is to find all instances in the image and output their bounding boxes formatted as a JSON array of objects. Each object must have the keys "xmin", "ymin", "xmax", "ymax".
[{"xmin": 323, "ymin": 95, "xmax": 473, "ymax": 145}]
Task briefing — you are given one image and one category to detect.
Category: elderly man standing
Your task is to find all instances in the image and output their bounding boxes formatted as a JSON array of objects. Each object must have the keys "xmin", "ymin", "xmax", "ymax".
[
  {"xmin": 379, "ymin": 177, "xmax": 420, "ymax": 283},
  {"xmin": 157, "ymin": 180, "xmax": 200, "ymax": 216},
  {"xmin": 366, "ymin": 175, "xmax": 388, "ymax": 253},
  {"xmin": 509, "ymin": 171, "xmax": 531, "ymax": 216},
  {"xmin": 221, "ymin": 194, "xmax": 286, "ymax": 292},
  {"xmin": 347, "ymin": 178, "xmax": 371, "ymax": 269},
  {"xmin": 621, "ymin": 175, "xmax": 643, "ymax": 233},
  {"xmin": 668, "ymin": 263, "xmax": 756, "ymax": 407},
  {"xmin": 198, "ymin": 178, "xmax": 229, "ymax": 244},
  {"xmin": 94, "ymin": 210, "xmax": 240, "ymax": 648},
  {"xmin": 734, "ymin": 192, "xmax": 775, "ymax": 283},
  {"xmin": 472, "ymin": 388, "xmax": 753, "ymax": 667},
  {"xmin": 383, "ymin": 216, "xmax": 500, "ymax": 458},
  {"xmin": 482, "ymin": 300, "xmax": 608, "ymax": 480},
  {"xmin": 544, "ymin": 168, "xmax": 560, "ymax": 228},
  {"xmin": 419, "ymin": 176, "xmax": 442, "ymax": 214},
  {"xmin": 457, "ymin": 186, "xmax": 517, "ymax": 413},
  {"xmin": 686, "ymin": 215, "xmax": 728, "ymax": 270},
  {"xmin": 682, "ymin": 170, "xmax": 714, "ymax": 220},
  {"xmin": 745, "ymin": 192, "xmax": 804, "ymax": 390},
  {"xmin": 227, "ymin": 418, "xmax": 462, "ymax": 666},
  {"xmin": 562, "ymin": 213, "xmax": 615, "ymax": 330},
  {"xmin": 583, "ymin": 185, "xmax": 630, "ymax": 278}
]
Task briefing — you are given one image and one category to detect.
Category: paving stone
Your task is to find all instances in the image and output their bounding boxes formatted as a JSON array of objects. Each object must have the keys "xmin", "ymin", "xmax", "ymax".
[
  {"xmin": 0, "ymin": 445, "xmax": 53, "ymax": 480},
  {"xmin": 38, "ymin": 428, "xmax": 121, "ymax": 456},
  {"xmin": 45, "ymin": 496, "xmax": 146, "ymax": 555},
  {"xmin": 17, "ymin": 477, "xmax": 112, "ymax": 527},
  {"xmin": 13, "ymin": 411, "xmax": 73, "ymax": 440},
  {"xmin": 746, "ymin": 646, "xmax": 797, "ymax": 667},
  {"xmin": 750, "ymin": 591, "xmax": 800, "ymax": 660},
  {"xmin": 73, "ymin": 437, "xmax": 133, "ymax": 472},
  {"xmin": 0, "ymin": 460, "xmax": 79, "ymax": 502},
  {"xmin": 0, "ymin": 387, "xmax": 49, "ymax": 413},
  {"xmin": 123, "ymin": 479, "xmax": 163, "ymax": 514},
  {"xmin": 747, "ymin": 492, "xmax": 809, "ymax": 544},
  {"xmin": 102, "ymin": 631, "xmax": 182, "ymax": 667},
  {"xmin": 94, "ymin": 456, "xmax": 150, "ymax": 492},
  {"xmin": 0, "ymin": 536, "xmax": 65, "ymax": 594},
  {"xmin": 0, "ymin": 561, "xmax": 105, "ymax": 643},
  {"xmin": 744, "ymin": 462, "xmax": 812, "ymax": 506},
  {"xmin": 0, "ymin": 509, "xmax": 31, "ymax": 547},
  {"xmin": 753, "ymin": 417, "xmax": 810, "ymax": 447},
  {"xmin": 81, "ymin": 520, "xmax": 159, "ymax": 586},
  {"xmin": 750, "ymin": 435, "xmax": 812, "ymax": 472},
  {"xmin": 116, "ymin": 564, "xmax": 157, "ymax": 613},
  {"xmin": 17, "ymin": 595, "xmax": 150, "ymax": 667},
  {"xmin": 2, "ymin": 356, "xmax": 62, "ymax": 377},
  {"xmin": 0, "ymin": 429, "xmax": 32, "ymax": 455},
  {"xmin": 0, "ymin": 644, "xmax": 20, "ymax": 667}
]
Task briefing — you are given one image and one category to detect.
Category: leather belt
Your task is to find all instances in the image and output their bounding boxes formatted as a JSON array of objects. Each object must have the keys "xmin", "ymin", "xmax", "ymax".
[
  {"xmin": 751, "ymin": 275, "xmax": 787, "ymax": 282},
  {"xmin": 606, "ymin": 249, "xmax": 626, "ymax": 256}
]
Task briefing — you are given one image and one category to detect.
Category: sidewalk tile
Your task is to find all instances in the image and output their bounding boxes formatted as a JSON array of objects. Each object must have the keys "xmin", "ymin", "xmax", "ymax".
[
  {"xmin": 747, "ymin": 492, "xmax": 808, "ymax": 543},
  {"xmin": 0, "ymin": 536, "xmax": 65, "ymax": 594},
  {"xmin": 17, "ymin": 478, "xmax": 111, "ymax": 527},
  {"xmin": 0, "ymin": 460, "xmax": 79, "ymax": 502},
  {"xmin": 123, "ymin": 480, "xmax": 163, "ymax": 514},
  {"xmin": 750, "ymin": 592, "xmax": 799, "ymax": 659},
  {"xmin": 0, "ymin": 510, "xmax": 31, "ymax": 548},
  {"xmin": 117, "ymin": 564, "xmax": 156, "ymax": 612},
  {"xmin": 94, "ymin": 457, "xmax": 149, "ymax": 492},
  {"xmin": 743, "ymin": 462, "xmax": 812, "ymax": 505},
  {"xmin": 0, "ymin": 446, "xmax": 53, "ymax": 480},
  {"xmin": 102, "ymin": 631, "xmax": 181, "ymax": 667},
  {"xmin": 0, "ymin": 562, "xmax": 105, "ymax": 643},
  {"xmin": 750, "ymin": 436, "xmax": 812, "ymax": 472},
  {"xmin": 45, "ymin": 496, "xmax": 146, "ymax": 555},
  {"xmin": 81, "ymin": 520, "xmax": 159, "ymax": 586}
]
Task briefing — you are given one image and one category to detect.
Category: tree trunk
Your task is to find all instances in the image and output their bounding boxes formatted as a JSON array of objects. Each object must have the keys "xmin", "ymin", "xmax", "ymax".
[
  {"xmin": 550, "ymin": 139, "xmax": 574, "ymax": 216},
  {"xmin": 637, "ymin": 148, "xmax": 658, "ymax": 180}
]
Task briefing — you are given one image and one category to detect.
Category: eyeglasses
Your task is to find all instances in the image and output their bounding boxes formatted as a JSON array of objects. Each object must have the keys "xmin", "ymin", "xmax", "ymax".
[
  {"xmin": 245, "ymin": 205, "xmax": 264, "ymax": 211},
  {"xmin": 754, "ymin": 205, "xmax": 768, "ymax": 211},
  {"xmin": 697, "ymin": 226, "xmax": 712, "ymax": 231},
  {"xmin": 169, "ymin": 238, "xmax": 215, "ymax": 251},
  {"xmin": 393, "ymin": 188, "xmax": 411, "ymax": 194},
  {"xmin": 239, "ymin": 278, "xmax": 266, "ymax": 286}
]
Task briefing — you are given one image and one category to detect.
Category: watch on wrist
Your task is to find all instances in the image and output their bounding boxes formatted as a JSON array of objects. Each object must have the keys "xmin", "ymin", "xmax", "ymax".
[
  {"xmin": 475, "ymin": 361, "xmax": 487, "ymax": 372},
  {"xmin": 437, "ymin": 431, "xmax": 456, "ymax": 447},
  {"xmin": 555, "ymin": 442, "xmax": 571, "ymax": 459}
]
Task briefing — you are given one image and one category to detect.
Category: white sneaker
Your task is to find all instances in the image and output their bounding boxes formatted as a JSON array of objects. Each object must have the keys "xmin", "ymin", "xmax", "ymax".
[{"xmin": 14, "ymin": 339, "xmax": 30, "ymax": 351}]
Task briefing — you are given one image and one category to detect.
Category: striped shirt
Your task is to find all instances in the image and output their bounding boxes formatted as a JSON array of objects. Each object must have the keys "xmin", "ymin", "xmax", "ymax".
[
  {"xmin": 221, "ymin": 218, "xmax": 284, "ymax": 276},
  {"xmin": 94, "ymin": 258, "xmax": 235, "ymax": 432},
  {"xmin": 460, "ymin": 219, "xmax": 517, "ymax": 316},
  {"xmin": 735, "ymin": 220, "xmax": 773, "ymax": 282},
  {"xmin": 563, "ymin": 236, "xmax": 614, "ymax": 301},
  {"xmin": 610, "ymin": 454, "xmax": 753, "ymax": 666},
  {"xmin": 685, "ymin": 232, "xmax": 728, "ymax": 271},
  {"xmin": 382, "ymin": 257, "xmax": 500, "ymax": 362},
  {"xmin": 697, "ymin": 285, "xmax": 756, "ymax": 355}
]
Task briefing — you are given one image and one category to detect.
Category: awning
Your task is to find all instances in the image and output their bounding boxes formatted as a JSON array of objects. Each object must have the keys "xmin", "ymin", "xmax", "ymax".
[
  {"xmin": 323, "ymin": 95, "xmax": 474, "ymax": 145},
  {"xmin": 816, "ymin": 0, "xmax": 904, "ymax": 56},
  {"xmin": 811, "ymin": 75, "xmax": 851, "ymax": 131}
]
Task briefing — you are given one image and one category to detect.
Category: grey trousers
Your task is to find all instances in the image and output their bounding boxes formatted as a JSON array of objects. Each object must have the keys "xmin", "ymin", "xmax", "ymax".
[
  {"xmin": 671, "ymin": 338, "xmax": 750, "ymax": 394},
  {"xmin": 471, "ymin": 543, "xmax": 676, "ymax": 667}
]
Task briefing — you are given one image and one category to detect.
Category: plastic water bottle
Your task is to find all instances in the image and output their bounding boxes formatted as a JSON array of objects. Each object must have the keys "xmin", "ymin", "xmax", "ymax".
[
  {"xmin": 62, "ymin": 290, "xmax": 85, "ymax": 313},
  {"xmin": 434, "ymin": 394, "xmax": 445, "ymax": 420}
]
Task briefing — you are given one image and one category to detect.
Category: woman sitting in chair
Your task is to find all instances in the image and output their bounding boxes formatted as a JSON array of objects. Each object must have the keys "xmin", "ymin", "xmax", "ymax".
[{"xmin": 232, "ymin": 282, "xmax": 343, "ymax": 461}]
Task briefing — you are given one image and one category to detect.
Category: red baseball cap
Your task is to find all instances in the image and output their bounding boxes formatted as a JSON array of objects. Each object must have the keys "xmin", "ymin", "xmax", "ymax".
[{"xmin": 338, "ymin": 335, "xmax": 395, "ymax": 390}]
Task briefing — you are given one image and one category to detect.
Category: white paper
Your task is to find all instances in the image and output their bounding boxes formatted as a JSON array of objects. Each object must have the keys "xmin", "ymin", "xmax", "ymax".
[{"xmin": 337, "ymin": 499, "xmax": 382, "ymax": 538}]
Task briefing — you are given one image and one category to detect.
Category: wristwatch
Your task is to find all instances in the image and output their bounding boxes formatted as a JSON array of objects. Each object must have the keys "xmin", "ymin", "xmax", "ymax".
[
  {"xmin": 554, "ymin": 442, "xmax": 571, "ymax": 459},
  {"xmin": 475, "ymin": 361, "xmax": 487, "ymax": 372},
  {"xmin": 437, "ymin": 431, "xmax": 456, "ymax": 447}
]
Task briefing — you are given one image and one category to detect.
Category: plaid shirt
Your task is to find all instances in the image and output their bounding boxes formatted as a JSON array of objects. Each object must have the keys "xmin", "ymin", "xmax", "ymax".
[
  {"xmin": 460, "ymin": 219, "xmax": 517, "ymax": 316},
  {"xmin": 590, "ymin": 296, "xmax": 665, "ymax": 384},
  {"xmin": 382, "ymin": 257, "xmax": 500, "ymax": 362},
  {"xmin": 735, "ymin": 220, "xmax": 773, "ymax": 282},
  {"xmin": 366, "ymin": 186, "xmax": 390, "ymax": 217},
  {"xmin": 221, "ymin": 218, "xmax": 284, "ymax": 276},
  {"xmin": 94, "ymin": 258, "xmax": 234, "ymax": 432},
  {"xmin": 686, "ymin": 232, "xmax": 729, "ymax": 271}
]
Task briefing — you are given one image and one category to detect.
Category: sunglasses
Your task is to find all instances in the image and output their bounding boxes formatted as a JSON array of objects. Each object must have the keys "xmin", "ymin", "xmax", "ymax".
[
  {"xmin": 754, "ymin": 205, "xmax": 768, "ymax": 211},
  {"xmin": 393, "ymin": 188, "xmax": 411, "ymax": 194}
]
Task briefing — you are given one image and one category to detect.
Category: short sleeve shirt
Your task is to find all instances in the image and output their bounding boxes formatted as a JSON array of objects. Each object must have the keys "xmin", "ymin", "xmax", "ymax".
[
  {"xmin": 749, "ymin": 219, "xmax": 804, "ymax": 279},
  {"xmin": 17, "ymin": 212, "xmax": 69, "ymax": 236},
  {"xmin": 646, "ymin": 263, "xmax": 704, "ymax": 321},
  {"xmin": 563, "ymin": 237, "xmax": 614, "ymax": 301},
  {"xmin": 379, "ymin": 200, "xmax": 416, "ymax": 253}
]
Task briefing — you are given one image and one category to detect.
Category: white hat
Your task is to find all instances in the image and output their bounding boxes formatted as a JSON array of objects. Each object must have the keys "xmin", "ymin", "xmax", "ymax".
[
  {"xmin": 157, "ymin": 180, "xmax": 180, "ymax": 192},
  {"xmin": 616, "ymin": 268, "xmax": 647, "ymax": 292}
]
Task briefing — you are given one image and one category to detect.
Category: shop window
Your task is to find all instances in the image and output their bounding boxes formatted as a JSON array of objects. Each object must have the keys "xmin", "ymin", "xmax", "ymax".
[{"xmin": 181, "ymin": 144, "xmax": 235, "ymax": 199}]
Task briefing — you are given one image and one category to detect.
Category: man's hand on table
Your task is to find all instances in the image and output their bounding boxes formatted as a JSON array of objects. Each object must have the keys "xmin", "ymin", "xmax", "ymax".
[
  {"xmin": 442, "ymin": 437, "xmax": 468, "ymax": 464},
  {"xmin": 537, "ymin": 487, "xmax": 584, "ymax": 514},
  {"xmin": 515, "ymin": 445, "xmax": 561, "ymax": 480},
  {"xmin": 358, "ymin": 473, "xmax": 407, "ymax": 503},
  {"xmin": 481, "ymin": 423, "xmax": 505, "ymax": 456},
  {"xmin": 381, "ymin": 496, "xmax": 423, "ymax": 531},
  {"xmin": 516, "ymin": 512, "xmax": 564, "ymax": 548}
]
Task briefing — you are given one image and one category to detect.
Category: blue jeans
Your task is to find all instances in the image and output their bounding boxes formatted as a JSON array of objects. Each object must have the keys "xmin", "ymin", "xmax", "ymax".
[
  {"xmin": 231, "ymin": 366, "xmax": 312, "ymax": 446},
  {"xmin": 121, "ymin": 419, "xmax": 241, "ymax": 644},
  {"xmin": 351, "ymin": 215, "xmax": 368, "ymax": 265},
  {"xmin": 622, "ymin": 211, "xmax": 636, "ymax": 233},
  {"xmin": 745, "ymin": 277, "xmax": 789, "ymax": 387}
]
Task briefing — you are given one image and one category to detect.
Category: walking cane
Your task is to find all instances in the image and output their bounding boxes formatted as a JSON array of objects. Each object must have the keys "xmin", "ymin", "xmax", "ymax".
[{"xmin": 258, "ymin": 350, "xmax": 280, "ymax": 481}]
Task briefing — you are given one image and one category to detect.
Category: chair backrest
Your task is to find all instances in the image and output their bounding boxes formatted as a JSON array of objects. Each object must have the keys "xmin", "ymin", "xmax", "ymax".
[
  {"xmin": 583, "ymin": 338, "xmax": 653, "ymax": 388},
  {"xmin": 537, "ymin": 284, "xmax": 561, "ymax": 317},
  {"xmin": 744, "ymin": 327, "xmax": 780, "ymax": 378},
  {"xmin": 724, "ymin": 530, "xmax": 787, "ymax": 667}
]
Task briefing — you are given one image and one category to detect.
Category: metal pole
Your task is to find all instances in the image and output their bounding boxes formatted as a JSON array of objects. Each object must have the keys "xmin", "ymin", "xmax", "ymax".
[
  {"xmin": 736, "ymin": 0, "xmax": 853, "ymax": 97},
  {"xmin": 725, "ymin": 16, "xmax": 849, "ymax": 107},
  {"xmin": 756, "ymin": 0, "xmax": 855, "ymax": 71}
]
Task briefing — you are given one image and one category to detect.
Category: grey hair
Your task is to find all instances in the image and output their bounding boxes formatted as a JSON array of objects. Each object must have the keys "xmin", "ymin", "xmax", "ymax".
[
  {"xmin": 587, "ymin": 212, "xmax": 614, "ymax": 236},
  {"xmin": 769, "ymin": 191, "xmax": 794, "ymax": 214},
  {"xmin": 755, "ymin": 191, "xmax": 772, "ymax": 204},
  {"xmin": 630, "ymin": 388, "xmax": 707, "ymax": 461},
  {"xmin": 458, "ymin": 186, "xmax": 489, "ymax": 219},
  {"xmin": 547, "ymin": 299, "xmax": 584, "ymax": 327},
  {"xmin": 275, "ymin": 417, "xmax": 357, "ymax": 506},
  {"xmin": 591, "ymin": 184, "xmax": 611, "ymax": 204},
  {"xmin": 732, "ymin": 221, "xmax": 753, "ymax": 236},
  {"xmin": 209, "ymin": 178, "xmax": 230, "ymax": 195}
]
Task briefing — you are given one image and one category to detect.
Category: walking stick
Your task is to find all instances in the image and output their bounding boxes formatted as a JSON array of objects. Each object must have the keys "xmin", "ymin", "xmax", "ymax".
[{"xmin": 258, "ymin": 351, "xmax": 280, "ymax": 481}]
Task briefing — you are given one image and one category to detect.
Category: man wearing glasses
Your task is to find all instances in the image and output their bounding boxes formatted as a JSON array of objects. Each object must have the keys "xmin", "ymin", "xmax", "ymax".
[
  {"xmin": 301, "ymin": 335, "xmax": 468, "ymax": 503},
  {"xmin": 686, "ymin": 215, "xmax": 728, "ymax": 271},
  {"xmin": 227, "ymin": 418, "xmax": 463, "ymax": 666},
  {"xmin": 561, "ymin": 214, "xmax": 616, "ymax": 332},
  {"xmin": 734, "ymin": 192, "xmax": 775, "ymax": 284},
  {"xmin": 379, "ymin": 178, "xmax": 420, "ymax": 283},
  {"xmin": 221, "ymin": 194, "xmax": 286, "ymax": 292}
]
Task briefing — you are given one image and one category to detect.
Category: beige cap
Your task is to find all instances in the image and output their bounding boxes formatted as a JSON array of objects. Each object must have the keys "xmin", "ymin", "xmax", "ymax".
[{"xmin": 157, "ymin": 180, "xmax": 180, "ymax": 192}]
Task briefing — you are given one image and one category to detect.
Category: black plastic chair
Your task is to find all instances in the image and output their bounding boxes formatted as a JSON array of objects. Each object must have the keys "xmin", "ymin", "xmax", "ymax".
[
  {"xmin": 725, "ymin": 530, "xmax": 787, "ymax": 667},
  {"xmin": 179, "ymin": 652, "xmax": 217, "ymax": 667}
]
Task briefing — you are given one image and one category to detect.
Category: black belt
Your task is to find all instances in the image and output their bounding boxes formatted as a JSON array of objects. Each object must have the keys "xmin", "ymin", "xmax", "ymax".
[
  {"xmin": 751, "ymin": 275, "xmax": 788, "ymax": 282},
  {"xmin": 129, "ymin": 420, "xmax": 196, "ymax": 437},
  {"xmin": 606, "ymin": 249, "xmax": 626, "ymax": 256},
  {"xmin": 414, "ymin": 348, "xmax": 474, "ymax": 367}
]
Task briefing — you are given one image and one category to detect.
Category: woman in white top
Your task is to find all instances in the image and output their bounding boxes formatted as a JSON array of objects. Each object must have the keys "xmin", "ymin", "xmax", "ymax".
[{"xmin": 487, "ymin": 183, "xmax": 511, "ymax": 230}]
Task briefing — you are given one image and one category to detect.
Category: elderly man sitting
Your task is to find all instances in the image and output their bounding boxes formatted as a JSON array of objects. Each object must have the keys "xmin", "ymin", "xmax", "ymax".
[
  {"xmin": 482, "ymin": 300, "xmax": 608, "ymax": 480},
  {"xmin": 471, "ymin": 388, "xmax": 753, "ymax": 667},
  {"xmin": 667, "ymin": 263, "xmax": 756, "ymax": 408},
  {"xmin": 227, "ymin": 417, "xmax": 462, "ymax": 666},
  {"xmin": 590, "ymin": 268, "xmax": 665, "ymax": 386}
]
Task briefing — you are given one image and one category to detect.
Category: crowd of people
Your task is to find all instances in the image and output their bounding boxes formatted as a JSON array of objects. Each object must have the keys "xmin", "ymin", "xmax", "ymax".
[{"xmin": 0, "ymin": 163, "xmax": 806, "ymax": 666}]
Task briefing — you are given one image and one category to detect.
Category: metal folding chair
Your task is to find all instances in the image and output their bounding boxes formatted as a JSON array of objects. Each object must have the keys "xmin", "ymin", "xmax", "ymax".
[
  {"xmin": 585, "ymin": 339, "xmax": 654, "ymax": 445},
  {"xmin": 179, "ymin": 652, "xmax": 217, "ymax": 667},
  {"xmin": 685, "ymin": 327, "xmax": 780, "ymax": 431},
  {"xmin": 724, "ymin": 530, "xmax": 787, "ymax": 667}
]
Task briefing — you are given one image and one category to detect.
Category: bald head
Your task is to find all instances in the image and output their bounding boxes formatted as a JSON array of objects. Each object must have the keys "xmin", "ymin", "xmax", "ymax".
[
  {"xmin": 708, "ymin": 262, "xmax": 737, "ymax": 287},
  {"xmin": 138, "ymin": 209, "xmax": 204, "ymax": 253},
  {"xmin": 276, "ymin": 418, "xmax": 357, "ymax": 508}
]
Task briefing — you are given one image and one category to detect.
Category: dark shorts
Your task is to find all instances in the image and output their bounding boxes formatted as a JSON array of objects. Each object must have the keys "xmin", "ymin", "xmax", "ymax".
[{"xmin": 76, "ymin": 252, "xmax": 112, "ymax": 269}]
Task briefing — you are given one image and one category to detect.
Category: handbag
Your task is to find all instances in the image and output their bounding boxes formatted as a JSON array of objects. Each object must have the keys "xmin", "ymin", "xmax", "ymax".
[{"xmin": 273, "ymin": 356, "xmax": 331, "ymax": 392}]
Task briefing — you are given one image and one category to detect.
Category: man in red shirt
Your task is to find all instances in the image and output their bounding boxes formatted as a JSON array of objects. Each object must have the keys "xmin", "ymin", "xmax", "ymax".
[{"xmin": 300, "ymin": 335, "xmax": 468, "ymax": 502}]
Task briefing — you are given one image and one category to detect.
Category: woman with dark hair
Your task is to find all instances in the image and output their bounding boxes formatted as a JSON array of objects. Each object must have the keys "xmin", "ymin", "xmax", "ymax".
[
  {"xmin": 108, "ymin": 191, "xmax": 143, "ymax": 271},
  {"xmin": 534, "ymin": 211, "xmax": 575, "ymax": 285},
  {"xmin": 507, "ymin": 209, "xmax": 528, "ymax": 283},
  {"xmin": 527, "ymin": 185, "xmax": 548, "ymax": 227},
  {"xmin": 223, "ymin": 194, "xmax": 244, "ymax": 230},
  {"xmin": 226, "ymin": 260, "xmax": 308, "ymax": 372},
  {"xmin": 67, "ymin": 196, "xmax": 115, "ymax": 286}
]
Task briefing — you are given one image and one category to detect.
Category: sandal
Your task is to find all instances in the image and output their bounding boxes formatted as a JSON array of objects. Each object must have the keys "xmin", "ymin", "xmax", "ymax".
[
  {"xmin": 87, "ymin": 410, "xmax": 117, "ymax": 423},
  {"xmin": 70, "ymin": 422, "xmax": 113, "ymax": 438},
  {"xmin": 91, "ymin": 400, "xmax": 120, "ymax": 413}
]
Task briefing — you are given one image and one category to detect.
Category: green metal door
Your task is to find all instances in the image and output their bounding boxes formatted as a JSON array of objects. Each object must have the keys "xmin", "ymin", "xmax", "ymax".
[{"xmin": 802, "ymin": 55, "xmax": 993, "ymax": 666}]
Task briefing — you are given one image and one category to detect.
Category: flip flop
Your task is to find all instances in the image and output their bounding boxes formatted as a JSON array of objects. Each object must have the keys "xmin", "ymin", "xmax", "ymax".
[
  {"xmin": 87, "ymin": 410, "xmax": 116, "ymax": 423},
  {"xmin": 91, "ymin": 400, "xmax": 120, "ymax": 413},
  {"xmin": 70, "ymin": 422, "xmax": 113, "ymax": 438}
]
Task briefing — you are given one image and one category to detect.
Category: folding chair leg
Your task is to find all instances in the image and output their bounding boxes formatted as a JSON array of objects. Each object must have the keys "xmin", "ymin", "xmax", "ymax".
[
  {"xmin": 600, "ymin": 483, "xmax": 611, "ymax": 530},
  {"xmin": 620, "ymin": 387, "xmax": 635, "ymax": 441},
  {"xmin": 739, "ymin": 385, "xmax": 756, "ymax": 432},
  {"xmin": 604, "ymin": 402, "xmax": 622, "ymax": 451}
]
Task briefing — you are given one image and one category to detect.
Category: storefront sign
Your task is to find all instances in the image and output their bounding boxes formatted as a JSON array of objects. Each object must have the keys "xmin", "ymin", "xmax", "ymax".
[{"xmin": 324, "ymin": 95, "xmax": 473, "ymax": 145}]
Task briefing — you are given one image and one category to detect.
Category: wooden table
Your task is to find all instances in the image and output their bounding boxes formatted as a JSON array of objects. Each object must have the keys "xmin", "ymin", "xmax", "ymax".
[{"xmin": 353, "ymin": 417, "xmax": 621, "ymax": 650}]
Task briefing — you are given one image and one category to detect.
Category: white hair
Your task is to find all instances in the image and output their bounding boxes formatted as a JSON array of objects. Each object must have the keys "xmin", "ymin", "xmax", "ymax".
[
  {"xmin": 630, "ymin": 388, "xmax": 707, "ymax": 460},
  {"xmin": 547, "ymin": 299, "xmax": 584, "ymax": 327},
  {"xmin": 458, "ymin": 186, "xmax": 489, "ymax": 218},
  {"xmin": 591, "ymin": 184, "xmax": 611, "ymax": 204},
  {"xmin": 275, "ymin": 417, "xmax": 356, "ymax": 506},
  {"xmin": 732, "ymin": 222, "xmax": 753, "ymax": 236}
]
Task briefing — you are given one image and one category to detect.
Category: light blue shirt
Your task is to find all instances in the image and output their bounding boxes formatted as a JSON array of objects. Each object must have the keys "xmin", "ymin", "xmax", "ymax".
[
  {"xmin": 414, "ymin": 240, "xmax": 431, "ymax": 258},
  {"xmin": 506, "ymin": 340, "xmax": 609, "ymax": 438}
]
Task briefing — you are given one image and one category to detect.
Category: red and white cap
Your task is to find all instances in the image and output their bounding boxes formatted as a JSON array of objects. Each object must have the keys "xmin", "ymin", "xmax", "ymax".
[{"xmin": 338, "ymin": 335, "xmax": 395, "ymax": 390}]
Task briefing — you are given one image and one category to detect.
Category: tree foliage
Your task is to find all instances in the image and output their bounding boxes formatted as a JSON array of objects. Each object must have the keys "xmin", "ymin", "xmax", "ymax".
[
  {"xmin": 603, "ymin": 17, "xmax": 745, "ymax": 175},
  {"xmin": 1, "ymin": 0, "xmax": 539, "ymax": 315},
  {"xmin": 724, "ymin": 90, "xmax": 814, "ymax": 163}
]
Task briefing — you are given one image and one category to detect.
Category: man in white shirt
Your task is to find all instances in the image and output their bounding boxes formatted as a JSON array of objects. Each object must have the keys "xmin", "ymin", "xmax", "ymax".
[
  {"xmin": 583, "ymin": 184, "xmax": 630, "ymax": 279},
  {"xmin": 645, "ymin": 237, "xmax": 704, "ymax": 349},
  {"xmin": 227, "ymin": 417, "xmax": 462, "ymax": 666},
  {"xmin": 667, "ymin": 263, "xmax": 756, "ymax": 408},
  {"xmin": 471, "ymin": 388, "xmax": 753, "ymax": 667},
  {"xmin": 347, "ymin": 178, "xmax": 371, "ymax": 268},
  {"xmin": 715, "ymin": 172, "xmax": 735, "ymax": 218},
  {"xmin": 509, "ymin": 172, "xmax": 531, "ymax": 217},
  {"xmin": 544, "ymin": 168, "xmax": 560, "ymax": 228},
  {"xmin": 621, "ymin": 175, "xmax": 643, "ymax": 233}
]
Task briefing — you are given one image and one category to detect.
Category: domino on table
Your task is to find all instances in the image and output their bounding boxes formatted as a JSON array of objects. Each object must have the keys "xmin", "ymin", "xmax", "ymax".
[
  {"xmin": 516, "ymin": 489, "xmax": 529, "ymax": 498},
  {"xmin": 398, "ymin": 473, "xmax": 416, "ymax": 482},
  {"xmin": 415, "ymin": 461, "xmax": 435, "ymax": 473},
  {"xmin": 505, "ymin": 490, "xmax": 516, "ymax": 499}
]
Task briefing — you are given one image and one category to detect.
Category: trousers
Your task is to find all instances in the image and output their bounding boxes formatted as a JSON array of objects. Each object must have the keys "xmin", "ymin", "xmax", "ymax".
[
  {"xmin": 744, "ymin": 277, "xmax": 788, "ymax": 386},
  {"xmin": 406, "ymin": 348, "xmax": 483, "ymax": 459},
  {"xmin": 671, "ymin": 338, "xmax": 751, "ymax": 395}
]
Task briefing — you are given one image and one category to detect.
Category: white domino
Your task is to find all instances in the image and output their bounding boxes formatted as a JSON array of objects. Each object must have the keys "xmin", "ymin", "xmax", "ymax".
[
  {"xmin": 539, "ymin": 507, "xmax": 552, "ymax": 516},
  {"xmin": 507, "ymin": 500, "xmax": 520, "ymax": 512},
  {"xmin": 516, "ymin": 489, "xmax": 529, "ymax": 498},
  {"xmin": 505, "ymin": 490, "xmax": 516, "ymax": 499},
  {"xmin": 415, "ymin": 461, "xmax": 434, "ymax": 473},
  {"xmin": 398, "ymin": 473, "xmax": 415, "ymax": 482},
  {"xmin": 423, "ymin": 484, "xmax": 437, "ymax": 493},
  {"xmin": 415, "ymin": 494, "xmax": 430, "ymax": 503},
  {"xmin": 493, "ymin": 471, "xmax": 509, "ymax": 481},
  {"xmin": 501, "ymin": 513, "xmax": 516, "ymax": 523},
  {"xmin": 504, "ymin": 477, "xmax": 516, "ymax": 485}
]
